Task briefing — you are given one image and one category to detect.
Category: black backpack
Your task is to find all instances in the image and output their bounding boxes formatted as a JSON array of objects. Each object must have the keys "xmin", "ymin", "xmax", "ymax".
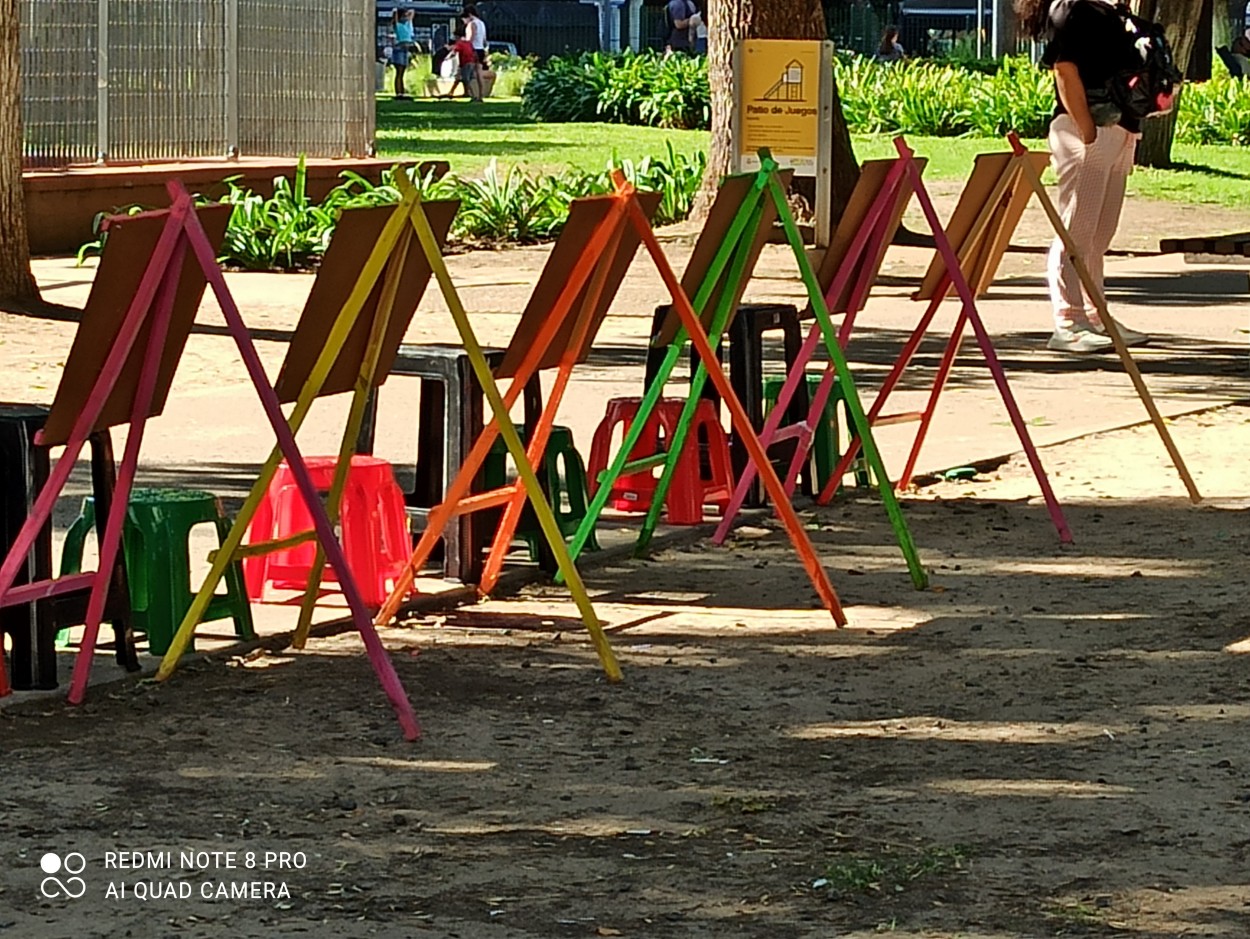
[{"xmin": 1107, "ymin": 4, "xmax": 1182, "ymax": 120}]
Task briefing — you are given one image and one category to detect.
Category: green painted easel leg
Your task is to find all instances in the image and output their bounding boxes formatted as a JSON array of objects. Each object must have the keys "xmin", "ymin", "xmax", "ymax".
[
  {"xmin": 634, "ymin": 200, "xmax": 766, "ymax": 555},
  {"xmin": 559, "ymin": 172, "xmax": 773, "ymax": 578},
  {"xmin": 768, "ymin": 174, "xmax": 928, "ymax": 590}
]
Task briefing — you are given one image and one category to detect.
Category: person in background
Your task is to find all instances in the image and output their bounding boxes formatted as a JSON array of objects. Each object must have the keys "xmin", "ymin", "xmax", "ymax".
[
  {"xmin": 1016, "ymin": 0, "xmax": 1150, "ymax": 354},
  {"xmin": 875, "ymin": 27, "xmax": 905, "ymax": 63},
  {"xmin": 665, "ymin": 0, "xmax": 696, "ymax": 53},
  {"xmin": 452, "ymin": 32, "xmax": 482, "ymax": 101},
  {"xmin": 462, "ymin": 4, "xmax": 489, "ymax": 100},
  {"xmin": 689, "ymin": 0, "xmax": 708, "ymax": 55},
  {"xmin": 1232, "ymin": 31, "xmax": 1250, "ymax": 57},
  {"xmin": 391, "ymin": 7, "xmax": 415, "ymax": 100}
]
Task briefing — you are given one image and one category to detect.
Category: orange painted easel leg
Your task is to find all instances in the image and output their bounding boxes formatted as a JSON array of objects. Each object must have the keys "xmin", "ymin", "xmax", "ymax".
[
  {"xmin": 624, "ymin": 197, "xmax": 847, "ymax": 626},
  {"xmin": 478, "ymin": 221, "xmax": 627, "ymax": 594},
  {"xmin": 374, "ymin": 203, "xmax": 628, "ymax": 625}
]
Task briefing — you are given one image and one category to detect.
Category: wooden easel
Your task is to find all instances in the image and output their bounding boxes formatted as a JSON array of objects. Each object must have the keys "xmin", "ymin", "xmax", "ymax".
[
  {"xmin": 717, "ymin": 138, "xmax": 1074, "ymax": 544},
  {"xmin": 818, "ymin": 134, "xmax": 1198, "ymax": 515},
  {"xmin": 0, "ymin": 196, "xmax": 223, "ymax": 699},
  {"xmin": 470, "ymin": 190, "xmax": 663, "ymax": 596},
  {"xmin": 155, "ymin": 182, "xmax": 458, "ymax": 679},
  {"xmin": 0, "ymin": 182, "xmax": 419, "ymax": 741},
  {"xmin": 556, "ymin": 159, "xmax": 927, "ymax": 622},
  {"xmin": 346, "ymin": 181, "xmax": 629, "ymax": 682}
]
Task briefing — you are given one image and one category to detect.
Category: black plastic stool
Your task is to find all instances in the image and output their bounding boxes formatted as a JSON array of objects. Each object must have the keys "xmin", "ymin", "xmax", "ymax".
[
  {"xmin": 357, "ymin": 345, "xmax": 543, "ymax": 584},
  {"xmin": 644, "ymin": 303, "xmax": 808, "ymax": 508},
  {"xmin": 0, "ymin": 404, "xmax": 138, "ymax": 690}
]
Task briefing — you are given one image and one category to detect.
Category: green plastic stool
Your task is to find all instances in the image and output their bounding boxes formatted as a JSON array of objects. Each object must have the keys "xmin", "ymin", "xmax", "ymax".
[
  {"xmin": 485, "ymin": 425, "xmax": 600, "ymax": 561},
  {"xmin": 763, "ymin": 374, "xmax": 871, "ymax": 492},
  {"xmin": 59, "ymin": 488, "xmax": 255, "ymax": 657}
]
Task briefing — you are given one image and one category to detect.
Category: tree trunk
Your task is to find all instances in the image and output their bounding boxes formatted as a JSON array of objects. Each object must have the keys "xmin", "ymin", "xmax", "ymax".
[
  {"xmin": 1133, "ymin": 0, "xmax": 1206, "ymax": 167},
  {"xmin": 0, "ymin": 0, "xmax": 37, "ymax": 305},
  {"xmin": 694, "ymin": 0, "xmax": 859, "ymax": 222}
]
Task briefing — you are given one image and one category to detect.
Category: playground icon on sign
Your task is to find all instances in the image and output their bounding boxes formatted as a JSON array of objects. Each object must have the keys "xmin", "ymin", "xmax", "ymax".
[
  {"xmin": 758, "ymin": 60, "xmax": 806, "ymax": 102},
  {"xmin": 40, "ymin": 852, "xmax": 87, "ymax": 899}
]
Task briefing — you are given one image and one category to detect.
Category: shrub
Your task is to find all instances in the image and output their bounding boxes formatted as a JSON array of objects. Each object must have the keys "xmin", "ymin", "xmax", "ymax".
[
  {"xmin": 523, "ymin": 50, "xmax": 709, "ymax": 129},
  {"xmin": 1175, "ymin": 74, "xmax": 1250, "ymax": 146},
  {"xmin": 490, "ymin": 52, "xmax": 536, "ymax": 99}
]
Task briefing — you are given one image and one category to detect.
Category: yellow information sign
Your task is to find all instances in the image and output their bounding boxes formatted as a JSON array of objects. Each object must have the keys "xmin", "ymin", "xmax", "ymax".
[{"xmin": 735, "ymin": 39, "xmax": 827, "ymax": 173}]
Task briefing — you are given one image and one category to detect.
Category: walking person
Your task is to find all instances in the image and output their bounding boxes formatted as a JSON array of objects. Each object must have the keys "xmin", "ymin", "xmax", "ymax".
[
  {"xmin": 1016, "ymin": 0, "xmax": 1150, "ymax": 353},
  {"xmin": 391, "ymin": 7, "xmax": 415, "ymax": 100},
  {"xmin": 462, "ymin": 5, "xmax": 488, "ymax": 100},
  {"xmin": 665, "ymin": 0, "xmax": 697, "ymax": 53}
]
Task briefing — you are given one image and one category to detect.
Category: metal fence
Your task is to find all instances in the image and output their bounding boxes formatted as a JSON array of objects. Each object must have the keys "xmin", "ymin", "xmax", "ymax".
[{"xmin": 20, "ymin": 0, "xmax": 375, "ymax": 167}]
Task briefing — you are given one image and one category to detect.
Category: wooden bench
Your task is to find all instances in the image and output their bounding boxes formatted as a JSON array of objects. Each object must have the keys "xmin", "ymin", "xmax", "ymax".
[{"xmin": 1159, "ymin": 232, "xmax": 1250, "ymax": 257}]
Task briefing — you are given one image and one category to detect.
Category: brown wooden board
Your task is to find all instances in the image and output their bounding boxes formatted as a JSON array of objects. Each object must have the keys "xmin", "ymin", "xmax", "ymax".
[
  {"xmin": 273, "ymin": 200, "xmax": 458, "ymax": 403},
  {"xmin": 495, "ymin": 191, "xmax": 661, "ymax": 379},
  {"xmin": 915, "ymin": 150, "xmax": 1050, "ymax": 301},
  {"xmin": 813, "ymin": 158, "xmax": 927, "ymax": 315},
  {"xmin": 1160, "ymin": 232, "xmax": 1250, "ymax": 254},
  {"xmin": 653, "ymin": 169, "xmax": 794, "ymax": 347},
  {"xmin": 40, "ymin": 204, "xmax": 232, "ymax": 447}
]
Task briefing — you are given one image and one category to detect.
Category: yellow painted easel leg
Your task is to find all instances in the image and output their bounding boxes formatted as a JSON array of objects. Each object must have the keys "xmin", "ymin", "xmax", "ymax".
[
  {"xmin": 400, "ymin": 179, "xmax": 622, "ymax": 682},
  {"xmin": 156, "ymin": 198, "xmax": 415, "ymax": 680}
]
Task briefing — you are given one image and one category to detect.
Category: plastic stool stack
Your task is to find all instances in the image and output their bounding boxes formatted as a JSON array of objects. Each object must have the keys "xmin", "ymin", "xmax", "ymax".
[
  {"xmin": 60, "ymin": 488, "xmax": 254, "ymax": 657},
  {"xmin": 588, "ymin": 398, "xmax": 733, "ymax": 525},
  {"xmin": 244, "ymin": 456, "xmax": 410, "ymax": 608},
  {"xmin": 763, "ymin": 375, "xmax": 870, "ymax": 491},
  {"xmin": 0, "ymin": 404, "xmax": 137, "ymax": 689},
  {"xmin": 485, "ymin": 424, "xmax": 599, "ymax": 561}
]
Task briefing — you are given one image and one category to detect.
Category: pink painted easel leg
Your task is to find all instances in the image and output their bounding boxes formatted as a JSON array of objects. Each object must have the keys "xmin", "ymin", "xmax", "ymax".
[
  {"xmin": 712, "ymin": 322, "xmax": 824, "ymax": 543},
  {"xmin": 68, "ymin": 239, "xmax": 185, "ymax": 704},
  {"xmin": 817, "ymin": 288, "xmax": 948, "ymax": 504},
  {"xmin": 900, "ymin": 147, "xmax": 1072, "ymax": 543},
  {"xmin": 0, "ymin": 208, "xmax": 184, "ymax": 613},
  {"xmin": 180, "ymin": 194, "xmax": 421, "ymax": 741}
]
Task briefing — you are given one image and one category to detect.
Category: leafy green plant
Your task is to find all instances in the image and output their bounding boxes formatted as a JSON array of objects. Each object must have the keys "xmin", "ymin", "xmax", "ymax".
[
  {"xmin": 815, "ymin": 845, "xmax": 968, "ymax": 898},
  {"xmin": 1176, "ymin": 74, "xmax": 1250, "ymax": 146},
  {"xmin": 523, "ymin": 50, "xmax": 710, "ymax": 129},
  {"xmin": 490, "ymin": 52, "xmax": 536, "ymax": 98}
]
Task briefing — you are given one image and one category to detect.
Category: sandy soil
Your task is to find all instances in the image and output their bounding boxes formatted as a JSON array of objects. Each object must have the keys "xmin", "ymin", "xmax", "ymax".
[{"xmin": 3, "ymin": 398, "xmax": 1249, "ymax": 938}]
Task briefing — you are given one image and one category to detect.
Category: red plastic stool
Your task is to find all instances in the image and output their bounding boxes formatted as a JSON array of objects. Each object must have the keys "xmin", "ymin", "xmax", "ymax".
[
  {"xmin": 588, "ymin": 397, "xmax": 734, "ymax": 525},
  {"xmin": 244, "ymin": 456, "xmax": 411, "ymax": 608}
]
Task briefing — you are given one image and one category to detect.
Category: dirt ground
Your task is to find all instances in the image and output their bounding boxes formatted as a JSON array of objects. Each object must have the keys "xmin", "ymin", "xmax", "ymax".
[
  {"xmin": 2, "ymin": 165, "xmax": 1249, "ymax": 937},
  {"xmin": 4, "ymin": 394, "xmax": 1250, "ymax": 938}
]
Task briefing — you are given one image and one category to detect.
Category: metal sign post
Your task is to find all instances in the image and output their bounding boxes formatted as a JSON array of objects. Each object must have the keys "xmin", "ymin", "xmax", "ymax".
[{"xmin": 731, "ymin": 39, "xmax": 835, "ymax": 247}]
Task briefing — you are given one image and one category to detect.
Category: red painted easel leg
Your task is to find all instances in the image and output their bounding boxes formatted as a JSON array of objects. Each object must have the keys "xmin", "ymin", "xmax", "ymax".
[{"xmin": 897, "ymin": 309, "xmax": 968, "ymax": 490}]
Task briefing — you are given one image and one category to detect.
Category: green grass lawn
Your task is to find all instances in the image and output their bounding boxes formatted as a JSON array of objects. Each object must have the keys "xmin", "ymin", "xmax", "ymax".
[
  {"xmin": 376, "ymin": 97, "xmax": 709, "ymax": 175},
  {"xmin": 376, "ymin": 97, "xmax": 1250, "ymax": 207}
]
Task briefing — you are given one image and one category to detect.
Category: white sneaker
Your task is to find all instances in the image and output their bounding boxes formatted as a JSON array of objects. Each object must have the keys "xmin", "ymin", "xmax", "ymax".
[
  {"xmin": 1047, "ymin": 327, "xmax": 1115, "ymax": 354},
  {"xmin": 1091, "ymin": 320, "xmax": 1150, "ymax": 347}
]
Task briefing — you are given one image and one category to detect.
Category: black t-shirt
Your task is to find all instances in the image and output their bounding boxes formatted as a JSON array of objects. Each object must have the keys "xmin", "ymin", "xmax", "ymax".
[{"xmin": 1042, "ymin": 0, "xmax": 1142, "ymax": 132}]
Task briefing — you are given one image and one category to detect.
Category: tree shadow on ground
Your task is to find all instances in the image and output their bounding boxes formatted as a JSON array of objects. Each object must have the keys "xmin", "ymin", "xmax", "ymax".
[{"xmin": 3, "ymin": 492, "xmax": 1249, "ymax": 936}]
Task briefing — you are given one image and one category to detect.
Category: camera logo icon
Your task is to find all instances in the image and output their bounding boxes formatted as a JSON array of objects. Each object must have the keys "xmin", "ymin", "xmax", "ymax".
[{"xmin": 39, "ymin": 852, "xmax": 87, "ymax": 899}]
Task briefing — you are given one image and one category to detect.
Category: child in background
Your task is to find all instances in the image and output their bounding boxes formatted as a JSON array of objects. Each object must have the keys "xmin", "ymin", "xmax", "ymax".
[{"xmin": 451, "ymin": 35, "xmax": 481, "ymax": 101}]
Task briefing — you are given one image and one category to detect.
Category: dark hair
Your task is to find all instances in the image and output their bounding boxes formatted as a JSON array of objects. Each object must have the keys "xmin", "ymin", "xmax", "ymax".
[
  {"xmin": 462, "ymin": 4, "xmax": 477, "ymax": 15},
  {"xmin": 1014, "ymin": 0, "xmax": 1052, "ymax": 40},
  {"xmin": 878, "ymin": 27, "xmax": 900, "ymax": 55}
]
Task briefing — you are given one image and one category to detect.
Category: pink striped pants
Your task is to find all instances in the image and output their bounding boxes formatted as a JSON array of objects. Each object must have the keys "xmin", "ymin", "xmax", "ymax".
[{"xmin": 1046, "ymin": 115, "xmax": 1138, "ymax": 329}]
